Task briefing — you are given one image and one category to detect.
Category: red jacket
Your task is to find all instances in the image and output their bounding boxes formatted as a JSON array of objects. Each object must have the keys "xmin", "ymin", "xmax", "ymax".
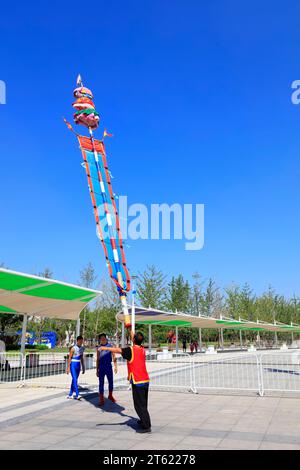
[{"xmin": 127, "ymin": 345, "xmax": 150, "ymax": 385}]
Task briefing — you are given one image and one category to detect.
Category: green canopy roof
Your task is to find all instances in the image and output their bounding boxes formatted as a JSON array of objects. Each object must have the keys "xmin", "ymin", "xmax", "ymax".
[
  {"xmin": 117, "ymin": 306, "xmax": 300, "ymax": 333},
  {"xmin": 0, "ymin": 268, "xmax": 102, "ymax": 320}
]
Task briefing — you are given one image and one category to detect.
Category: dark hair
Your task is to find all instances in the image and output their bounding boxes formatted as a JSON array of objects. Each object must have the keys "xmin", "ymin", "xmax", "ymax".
[
  {"xmin": 77, "ymin": 336, "xmax": 83, "ymax": 341},
  {"xmin": 134, "ymin": 332, "xmax": 144, "ymax": 346},
  {"xmin": 98, "ymin": 333, "xmax": 106, "ymax": 340}
]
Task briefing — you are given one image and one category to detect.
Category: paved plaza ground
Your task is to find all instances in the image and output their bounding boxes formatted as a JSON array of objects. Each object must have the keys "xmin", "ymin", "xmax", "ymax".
[{"xmin": 1, "ymin": 386, "xmax": 300, "ymax": 450}]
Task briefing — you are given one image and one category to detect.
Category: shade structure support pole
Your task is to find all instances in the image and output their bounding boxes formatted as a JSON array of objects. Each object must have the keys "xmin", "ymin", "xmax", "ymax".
[
  {"xmin": 131, "ymin": 276, "xmax": 137, "ymax": 336},
  {"xmin": 148, "ymin": 324, "xmax": 152, "ymax": 356},
  {"xmin": 219, "ymin": 314, "xmax": 224, "ymax": 350},
  {"xmin": 256, "ymin": 318, "xmax": 260, "ymax": 348},
  {"xmin": 20, "ymin": 314, "xmax": 28, "ymax": 360},
  {"xmin": 238, "ymin": 317, "xmax": 242, "ymax": 350},
  {"xmin": 116, "ymin": 320, "xmax": 119, "ymax": 346},
  {"xmin": 175, "ymin": 326, "xmax": 179, "ymax": 354},
  {"xmin": 121, "ymin": 321, "xmax": 125, "ymax": 347},
  {"xmin": 76, "ymin": 317, "xmax": 81, "ymax": 337},
  {"xmin": 131, "ymin": 293, "xmax": 135, "ymax": 336},
  {"xmin": 257, "ymin": 332, "xmax": 261, "ymax": 348},
  {"xmin": 199, "ymin": 328, "xmax": 202, "ymax": 351},
  {"xmin": 220, "ymin": 328, "xmax": 224, "ymax": 350}
]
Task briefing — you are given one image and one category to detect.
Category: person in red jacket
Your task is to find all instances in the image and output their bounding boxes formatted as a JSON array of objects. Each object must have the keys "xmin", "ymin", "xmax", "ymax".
[{"xmin": 99, "ymin": 329, "xmax": 151, "ymax": 433}]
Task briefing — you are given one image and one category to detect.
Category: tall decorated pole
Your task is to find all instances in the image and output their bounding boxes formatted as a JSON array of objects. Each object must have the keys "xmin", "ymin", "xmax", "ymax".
[{"xmin": 65, "ymin": 75, "xmax": 131, "ymax": 328}]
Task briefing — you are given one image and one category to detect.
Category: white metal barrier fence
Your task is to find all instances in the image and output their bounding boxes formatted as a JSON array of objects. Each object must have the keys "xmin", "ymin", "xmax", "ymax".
[
  {"xmin": 23, "ymin": 352, "xmax": 103, "ymax": 389},
  {"xmin": 1, "ymin": 351, "xmax": 300, "ymax": 396},
  {"xmin": 22, "ymin": 352, "xmax": 129, "ymax": 390},
  {"xmin": 192, "ymin": 353, "xmax": 263, "ymax": 396},
  {"xmin": 260, "ymin": 351, "xmax": 300, "ymax": 395},
  {"xmin": 20, "ymin": 352, "xmax": 194, "ymax": 392},
  {"xmin": 114, "ymin": 353, "xmax": 194, "ymax": 393},
  {"xmin": 0, "ymin": 353, "xmax": 24, "ymax": 387}
]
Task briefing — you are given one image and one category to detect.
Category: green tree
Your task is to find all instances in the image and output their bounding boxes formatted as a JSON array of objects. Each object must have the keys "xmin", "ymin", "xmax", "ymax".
[
  {"xmin": 290, "ymin": 294, "xmax": 300, "ymax": 325},
  {"xmin": 135, "ymin": 266, "xmax": 168, "ymax": 345},
  {"xmin": 239, "ymin": 283, "xmax": 256, "ymax": 321},
  {"xmin": 190, "ymin": 272, "xmax": 205, "ymax": 316},
  {"xmin": 79, "ymin": 262, "xmax": 97, "ymax": 339},
  {"xmin": 136, "ymin": 265, "xmax": 167, "ymax": 309},
  {"xmin": 165, "ymin": 274, "xmax": 191, "ymax": 313},
  {"xmin": 39, "ymin": 267, "xmax": 53, "ymax": 279},
  {"xmin": 202, "ymin": 278, "xmax": 221, "ymax": 317},
  {"xmin": 224, "ymin": 284, "xmax": 241, "ymax": 319},
  {"xmin": 89, "ymin": 278, "xmax": 120, "ymax": 342},
  {"xmin": 92, "ymin": 306, "xmax": 118, "ymax": 338}
]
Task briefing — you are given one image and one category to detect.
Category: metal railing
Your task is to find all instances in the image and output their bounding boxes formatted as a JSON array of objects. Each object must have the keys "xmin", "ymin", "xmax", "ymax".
[
  {"xmin": 0, "ymin": 353, "xmax": 25, "ymax": 387},
  {"xmin": 192, "ymin": 353, "xmax": 263, "ymax": 396},
  {"xmin": 114, "ymin": 353, "xmax": 194, "ymax": 393},
  {"xmin": 23, "ymin": 352, "xmax": 70, "ymax": 388},
  {"xmin": 23, "ymin": 352, "xmax": 100, "ymax": 389},
  {"xmin": 260, "ymin": 351, "xmax": 300, "ymax": 395},
  {"xmin": 1, "ymin": 350, "xmax": 300, "ymax": 396}
]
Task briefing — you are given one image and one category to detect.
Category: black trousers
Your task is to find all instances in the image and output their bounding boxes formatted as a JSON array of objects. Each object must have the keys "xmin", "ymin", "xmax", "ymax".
[{"xmin": 132, "ymin": 384, "xmax": 151, "ymax": 429}]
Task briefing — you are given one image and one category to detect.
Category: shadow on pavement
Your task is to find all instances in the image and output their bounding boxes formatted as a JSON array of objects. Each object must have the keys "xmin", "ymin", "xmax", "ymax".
[{"xmin": 81, "ymin": 392, "xmax": 138, "ymax": 431}]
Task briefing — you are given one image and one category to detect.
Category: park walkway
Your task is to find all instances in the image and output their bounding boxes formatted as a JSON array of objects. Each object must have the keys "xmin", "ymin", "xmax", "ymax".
[{"xmin": 1, "ymin": 386, "xmax": 300, "ymax": 450}]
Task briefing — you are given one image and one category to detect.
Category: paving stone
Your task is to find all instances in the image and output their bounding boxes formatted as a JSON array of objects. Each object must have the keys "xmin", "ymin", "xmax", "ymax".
[
  {"xmin": 1, "ymin": 388, "xmax": 299, "ymax": 450},
  {"xmin": 29, "ymin": 433, "xmax": 69, "ymax": 444},
  {"xmin": 224, "ymin": 431, "xmax": 264, "ymax": 442},
  {"xmin": 109, "ymin": 430, "xmax": 152, "ymax": 441},
  {"xmin": 0, "ymin": 441, "xmax": 15, "ymax": 450},
  {"xmin": 0, "ymin": 431, "xmax": 35, "ymax": 442},
  {"xmin": 259, "ymin": 442, "xmax": 300, "ymax": 450},
  {"xmin": 262, "ymin": 433, "xmax": 300, "ymax": 445},
  {"xmin": 9, "ymin": 441, "xmax": 49, "ymax": 450},
  {"xmin": 88, "ymin": 439, "xmax": 138, "ymax": 450},
  {"xmin": 130, "ymin": 440, "xmax": 184, "ymax": 450},
  {"xmin": 177, "ymin": 435, "xmax": 223, "ymax": 447},
  {"xmin": 45, "ymin": 427, "xmax": 83, "ymax": 436},
  {"xmin": 192, "ymin": 428, "xmax": 229, "ymax": 439}
]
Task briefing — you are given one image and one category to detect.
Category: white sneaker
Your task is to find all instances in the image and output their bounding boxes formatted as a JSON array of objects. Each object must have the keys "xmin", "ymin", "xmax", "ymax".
[
  {"xmin": 73, "ymin": 395, "xmax": 82, "ymax": 400},
  {"xmin": 67, "ymin": 395, "xmax": 73, "ymax": 399}
]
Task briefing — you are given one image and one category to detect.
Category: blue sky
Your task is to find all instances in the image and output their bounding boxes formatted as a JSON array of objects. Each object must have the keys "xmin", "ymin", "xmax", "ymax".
[{"xmin": 0, "ymin": 0, "xmax": 300, "ymax": 296}]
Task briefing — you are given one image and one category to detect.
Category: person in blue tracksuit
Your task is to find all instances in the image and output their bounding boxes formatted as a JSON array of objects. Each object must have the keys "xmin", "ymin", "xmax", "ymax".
[
  {"xmin": 67, "ymin": 336, "xmax": 85, "ymax": 400},
  {"xmin": 96, "ymin": 333, "xmax": 117, "ymax": 406}
]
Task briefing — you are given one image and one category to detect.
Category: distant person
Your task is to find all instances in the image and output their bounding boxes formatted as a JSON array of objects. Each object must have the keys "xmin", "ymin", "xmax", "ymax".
[
  {"xmin": 96, "ymin": 333, "xmax": 117, "ymax": 406},
  {"xmin": 0, "ymin": 338, "xmax": 6, "ymax": 370},
  {"xmin": 190, "ymin": 342, "xmax": 195, "ymax": 354},
  {"xmin": 182, "ymin": 338, "xmax": 187, "ymax": 353},
  {"xmin": 100, "ymin": 329, "xmax": 151, "ymax": 433},
  {"xmin": 194, "ymin": 341, "xmax": 198, "ymax": 353},
  {"xmin": 167, "ymin": 331, "xmax": 173, "ymax": 350},
  {"xmin": 66, "ymin": 335, "xmax": 85, "ymax": 400}
]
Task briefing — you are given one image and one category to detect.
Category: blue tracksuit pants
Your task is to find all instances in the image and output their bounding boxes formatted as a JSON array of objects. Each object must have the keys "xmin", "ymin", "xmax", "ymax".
[
  {"xmin": 69, "ymin": 361, "xmax": 81, "ymax": 397},
  {"xmin": 99, "ymin": 364, "xmax": 113, "ymax": 394}
]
